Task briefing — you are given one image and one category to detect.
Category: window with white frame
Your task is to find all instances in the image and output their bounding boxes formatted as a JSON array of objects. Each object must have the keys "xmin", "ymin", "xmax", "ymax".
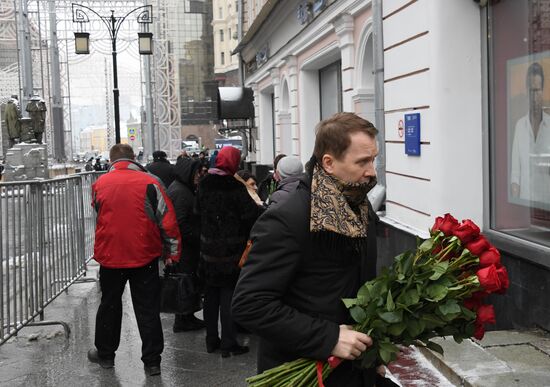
[{"xmin": 488, "ymin": 1, "xmax": 550, "ymax": 250}]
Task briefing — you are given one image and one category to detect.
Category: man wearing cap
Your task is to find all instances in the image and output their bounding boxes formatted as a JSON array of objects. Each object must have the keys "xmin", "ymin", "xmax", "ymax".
[
  {"xmin": 146, "ymin": 150, "xmax": 175, "ymax": 187},
  {"xmin": 267, "ymin": 156, "xmax": 304, "ymax": 208}
]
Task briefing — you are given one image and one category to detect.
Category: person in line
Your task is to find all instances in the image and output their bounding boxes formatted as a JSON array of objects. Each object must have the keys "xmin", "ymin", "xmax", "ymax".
[
  {"xmin": 267, "ymin": 156, "xmax": 304, "ymax": 208},
  {"xmin": 93, "ymin": 158, "xmax": 103, "ymax": 172},
  {"xmin": 88, "ymin": 144, "xmax": 181, "ymax": 377},
  {"xmin": 195, "ymin": 146, "xmax": 259, "ymax": 357},
  {"xmin": 146, "ymin": 150, "xmax": 175, "ymax": 188},
  {"xmin": 232, "ymin": 113, "xmax": 382, "ymax": 386},
  {"xmin": 510, "ymin": 62, "xmax": 550, "ymax": 202},
  {"xmin": 236, "ymin": 170, "xmax": 263, "ymax": 206},
  {"xmin": 209, "ymin": 150, "xmax": 219, "ymax": 168},
  {"xmin": 257, "ymin": 153, "xmax": 286, "ymax": 202},
  {"xmin": 167, "ymin": 157, "xmax": 205, "ymax": 332}
]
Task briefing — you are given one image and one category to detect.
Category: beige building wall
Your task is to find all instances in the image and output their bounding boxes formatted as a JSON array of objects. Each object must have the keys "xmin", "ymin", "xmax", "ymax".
[{"xmin": 212, "ymin": 0, "xmax": 240, "ymax": 75}]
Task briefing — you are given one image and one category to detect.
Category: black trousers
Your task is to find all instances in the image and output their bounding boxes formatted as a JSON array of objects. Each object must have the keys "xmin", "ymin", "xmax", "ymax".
[
  {"xmin": 204, "ymin": 285, "xmax": 237, "ymax": 350},
  {"xmin": 95, "ymin": 259, "xmax": 163, "ymax": 367}
]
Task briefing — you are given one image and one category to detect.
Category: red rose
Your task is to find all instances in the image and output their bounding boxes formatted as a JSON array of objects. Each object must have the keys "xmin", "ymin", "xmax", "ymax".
[
  {"xmin": 474, "ymin": 322, "xmax": 485, "ymax": 340},
  {"xmin": 466, "ymin": 235, "xmax": 490, "ymax": 256},
  {"xmin": 479, "ymin": 246, "xmax": 500, "ymax": 268},
  {"xmin": 432, "ymin": 213, "xmax": 460, "ymax": 235},
  {"xmin": 476, "ymin": 265, "xmax": 501, "ymax": 293},
  {"xmin": 476, "ymin": 304, "xmax": 496, "ymax": 325},
  {"xmin": 463, "ymin": 297, "xmax": 481, "ymax": 310},
  {"xmin": 495, "ymin": 266, "xmax": 509, "ymax": 294},
  {"xmin": 432, "ymin": 216, "xmax": 444, "ymax": 233},
  {"xmin": 453, "ymin": 219, "xmax": 480, "ymax": 243}
]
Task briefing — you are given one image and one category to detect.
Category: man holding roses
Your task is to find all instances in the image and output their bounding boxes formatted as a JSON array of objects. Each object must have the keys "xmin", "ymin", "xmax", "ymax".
[{"xmin": 232, "ymin": 113, "xmax": 385, "ymax": 386}]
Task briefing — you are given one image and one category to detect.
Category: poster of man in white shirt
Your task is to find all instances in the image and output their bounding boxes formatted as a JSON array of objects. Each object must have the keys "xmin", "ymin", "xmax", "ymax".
[{"xmin": 510, "ymin": 60, "xmax": 550, "ymax": 209}]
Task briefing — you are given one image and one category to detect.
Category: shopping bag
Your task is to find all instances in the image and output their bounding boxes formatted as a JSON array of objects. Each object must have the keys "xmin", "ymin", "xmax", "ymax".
[{"xmin": 159, "ymin": 270, "xmax": 202, "ymax": 314}]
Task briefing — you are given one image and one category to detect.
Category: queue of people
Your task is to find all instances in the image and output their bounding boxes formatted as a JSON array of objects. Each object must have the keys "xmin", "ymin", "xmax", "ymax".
[{"xmin": 87, "ymin": 112, "xmax": 387, "ymax": 386}]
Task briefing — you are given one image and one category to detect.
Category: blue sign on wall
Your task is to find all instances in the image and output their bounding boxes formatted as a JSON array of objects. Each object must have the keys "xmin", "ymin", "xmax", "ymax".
[{"xmin": 404, "ymin": 113, "xmax": 421, "ymax": 156}]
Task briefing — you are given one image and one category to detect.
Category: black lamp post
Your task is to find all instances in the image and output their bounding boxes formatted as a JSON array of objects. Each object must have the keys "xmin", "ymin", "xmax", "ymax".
[{"xmin": 72, "ymin": 4, "xmax": 153, "ymax": 144}]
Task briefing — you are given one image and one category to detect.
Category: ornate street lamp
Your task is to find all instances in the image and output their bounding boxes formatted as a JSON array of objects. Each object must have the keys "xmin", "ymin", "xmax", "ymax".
[
  {"xmin": 74, "ymin": 32, "xmax": 90, "ymax": 54},
  {"xmin": 72, "ymin": 4, "xmax": 153, "ymax": 144},
  {"xmin": 138, "ymin": 32, "xmax": 153, "ymax": 55}
]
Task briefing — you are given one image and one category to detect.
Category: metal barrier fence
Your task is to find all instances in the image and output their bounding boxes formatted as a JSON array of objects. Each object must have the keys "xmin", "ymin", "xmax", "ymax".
[{"xmin": 0, "ymin": 172, "xmax": 102, "ymax": 345}]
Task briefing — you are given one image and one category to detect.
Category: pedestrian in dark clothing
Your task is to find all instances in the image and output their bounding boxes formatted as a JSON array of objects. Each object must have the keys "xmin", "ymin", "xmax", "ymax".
[
  {"xmin": 93, "ymin": 158, "xmax": 102, "ymax": 171},
  {"xmin": 232, "ymin": 113, "xmax": 386, "ymax": 386},
  {"xmin": 208, "ymin": 150, "xmax": 218, "ymax": 168},
  {"xmin": 146, "ymin": 150, "xmax": 175, "ymax": 187},
  {"xmin": 195, "ymin": 146, "xmax": 259, "ymax": 357},
  {"xmin": 257, "ymin": 153, "xmax": 286, "ymax": 202},
  {"xmin": 167, "ymin": 157, "xmax": 205, "ymax": 332},
  {"xmin": 267, "ymin": 156, "xmax": 304, "ymax": 208},
  {"xmin": 88, "ymin": 144, "xmax": 181, "ymax": 377}
]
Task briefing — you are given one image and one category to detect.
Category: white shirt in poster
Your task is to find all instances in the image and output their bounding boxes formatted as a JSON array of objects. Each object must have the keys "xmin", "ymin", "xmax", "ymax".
[{"xmin": 510, "ymin": 112, "xmax": 550, "ymax": 204}]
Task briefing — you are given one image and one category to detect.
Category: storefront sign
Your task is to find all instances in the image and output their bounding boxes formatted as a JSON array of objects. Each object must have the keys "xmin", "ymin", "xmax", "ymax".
[{"xmin": 404, "ymin": 113, "xmax": 421, "ymax": 156}]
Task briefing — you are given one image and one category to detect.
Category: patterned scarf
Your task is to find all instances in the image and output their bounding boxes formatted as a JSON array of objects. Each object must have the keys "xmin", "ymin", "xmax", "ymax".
[{"xmin": 310, "ymin": 164, "xmax": 376, "ymax": 238}]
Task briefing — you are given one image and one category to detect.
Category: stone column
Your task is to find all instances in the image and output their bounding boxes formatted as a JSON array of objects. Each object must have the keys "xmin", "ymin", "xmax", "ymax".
[
  {"xmin": 332, "ymin": 13, "xmax": 355, "ymax": 112},
  {"xmin": 285, "ymin": 55, "xmax": 300, "ymax": 156}
]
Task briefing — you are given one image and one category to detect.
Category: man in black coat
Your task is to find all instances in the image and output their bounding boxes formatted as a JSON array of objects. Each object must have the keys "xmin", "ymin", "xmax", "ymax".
[
  {"xmin": 195, "ymin": 146, "xmax": 259, "ymax": 357},
  {"xmin": 166, "ymin": 157, "xmax": 205, "ymax": 332},
  {"xmin": 147, "ymin": 150, "xmax": 175, "ymax": 188},
  {"xmin": 232, "ymin": 113, "xmax": 382, "ymax": 386}
]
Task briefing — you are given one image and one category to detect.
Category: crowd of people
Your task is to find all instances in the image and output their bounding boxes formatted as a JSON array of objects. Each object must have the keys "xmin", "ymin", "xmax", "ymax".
[{"xmin": 87, "ymin": 112, "xmax": 389, "ymax": 386}]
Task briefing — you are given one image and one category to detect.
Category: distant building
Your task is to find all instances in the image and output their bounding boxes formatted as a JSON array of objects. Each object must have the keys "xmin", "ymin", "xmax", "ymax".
[
  {"xmin": 79, "ymin": 123, "xmax": 128, "ymax": 154},
  {"xmin": 212, "ymin": 0, "xmax": 240, "ymax": 86},
  {"xmin": 167, "ymin": 0, "xmax": 218, "ymax": 149}
]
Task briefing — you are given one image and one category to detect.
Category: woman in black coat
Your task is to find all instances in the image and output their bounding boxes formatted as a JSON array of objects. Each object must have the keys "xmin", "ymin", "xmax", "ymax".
[
  {"xmin": 166, "ymin": 157, "xmax": 204, "ymax": 332},
  {"xmin": 195, "ymin": 146, "xmax": 259, "ymax": 357}
]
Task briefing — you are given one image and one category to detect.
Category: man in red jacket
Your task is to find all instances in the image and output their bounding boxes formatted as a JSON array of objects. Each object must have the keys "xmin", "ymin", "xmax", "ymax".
[{"xmin": 87, "ymin": 144, "xmax": 181, "ymax": 377}]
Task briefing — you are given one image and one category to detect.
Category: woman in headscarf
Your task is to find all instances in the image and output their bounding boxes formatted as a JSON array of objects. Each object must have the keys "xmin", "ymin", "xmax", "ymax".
[{"xmin": 195, "ymin": 146, "xmax": 259, "ymax": 357}]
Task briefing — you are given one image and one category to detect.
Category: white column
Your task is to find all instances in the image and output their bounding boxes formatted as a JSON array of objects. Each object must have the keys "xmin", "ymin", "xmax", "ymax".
[
  {"xmin": 332, "ymin": 13, "xmax": 355, "ymax": 112},
  {"xmin": 285, "ymin": 55, "xmax": 300, "ymax": 156}
]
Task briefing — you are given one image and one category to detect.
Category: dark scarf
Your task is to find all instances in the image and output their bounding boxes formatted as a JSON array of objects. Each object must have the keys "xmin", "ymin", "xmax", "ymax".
[{"xmin": 310, "ymin": 164, "xmax": 376, "ymax": 238}]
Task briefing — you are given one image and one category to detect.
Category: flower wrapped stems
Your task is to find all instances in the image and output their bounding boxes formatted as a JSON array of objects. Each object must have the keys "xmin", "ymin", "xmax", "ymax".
[{"xmin": 246, "ymin": 214, "xmax": 509, "ymax": 386}]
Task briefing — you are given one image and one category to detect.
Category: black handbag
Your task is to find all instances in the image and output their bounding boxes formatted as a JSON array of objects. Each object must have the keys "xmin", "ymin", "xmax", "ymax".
[{"xmin": 159, "ymin": 268, "xmax": 202, "ymax": 314}]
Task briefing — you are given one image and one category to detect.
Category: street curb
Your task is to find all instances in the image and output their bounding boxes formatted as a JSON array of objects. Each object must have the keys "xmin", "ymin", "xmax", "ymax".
[{"xmin": 417, "ymin": 346, "xmax": 473, "ymax": 387}]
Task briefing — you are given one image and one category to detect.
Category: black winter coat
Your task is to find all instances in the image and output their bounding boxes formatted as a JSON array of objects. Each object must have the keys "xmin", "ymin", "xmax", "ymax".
[
  {"xmin": 267, "ymin": 174, "xmax": 303, "ymax": 208},
  {"xmin": 232, "ymin": 177, "xmax": 379, "ymax": 386},
  {"xmin": 167, "ymin": 158, "xmax": 201, "ymax": 274},
  {"xmin": 146, "ymin": 159, "xmax": 175, "ymax": 188},
  {"xmin": 195, "ymin": 173, "xmax": 259, "ymax": 287}
]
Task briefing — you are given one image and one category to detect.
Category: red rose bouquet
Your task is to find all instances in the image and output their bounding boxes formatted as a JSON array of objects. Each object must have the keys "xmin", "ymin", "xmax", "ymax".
[{"xmin": 246, "ymin": 214, "xmax": 509, "ymax": 387}]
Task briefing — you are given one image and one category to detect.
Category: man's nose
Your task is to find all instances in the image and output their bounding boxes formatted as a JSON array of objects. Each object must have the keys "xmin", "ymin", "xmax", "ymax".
[{"xmin": 364, "ymin": 163, "xmax": 376, "ymax": 177}]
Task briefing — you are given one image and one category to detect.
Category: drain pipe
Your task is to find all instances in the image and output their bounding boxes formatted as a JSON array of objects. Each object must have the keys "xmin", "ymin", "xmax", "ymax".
[{"xmin": 369, "ymin": 0, "xmax": 387, "ymax": 211}]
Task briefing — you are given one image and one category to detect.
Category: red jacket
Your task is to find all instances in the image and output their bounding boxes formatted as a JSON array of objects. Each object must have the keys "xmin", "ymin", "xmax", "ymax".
[{"xmin": 92, "ymin": 159, "xmax": 181, "ymax": 268}]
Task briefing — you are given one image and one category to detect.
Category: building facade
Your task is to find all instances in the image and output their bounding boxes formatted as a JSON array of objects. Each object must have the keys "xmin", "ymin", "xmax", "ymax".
[
  {"xmin": 212, "ymin": 0, "xmax": 240, "ymax": 86},
  {"xmin": 166, "ymin": 0, "xmax": 218, "ymax": 150},
  {"xmin": 237, "ymin": 0, "xmax": 550, "ymax": 331}
]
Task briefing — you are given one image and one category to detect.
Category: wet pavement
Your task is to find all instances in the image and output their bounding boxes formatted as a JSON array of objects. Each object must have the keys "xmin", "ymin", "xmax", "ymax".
[
  {"xmin": 0, "ymin": 262, "xmax": 257, "ymax": 387},
  {"xmin": 0, "ymin": 262, "xmax": 454, "ymax": 386}
]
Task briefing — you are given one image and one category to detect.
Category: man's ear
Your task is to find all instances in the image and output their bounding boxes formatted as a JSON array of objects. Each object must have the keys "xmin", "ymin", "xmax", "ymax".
[{"xmin": 321, "ymin": 154, "xmax": 334, "ymax": 174}]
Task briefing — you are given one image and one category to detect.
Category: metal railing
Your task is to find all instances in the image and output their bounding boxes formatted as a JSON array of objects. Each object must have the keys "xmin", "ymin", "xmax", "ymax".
[{"xmin": 0, "ymin": 172, "xmax": 102, "ymax": 344}]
